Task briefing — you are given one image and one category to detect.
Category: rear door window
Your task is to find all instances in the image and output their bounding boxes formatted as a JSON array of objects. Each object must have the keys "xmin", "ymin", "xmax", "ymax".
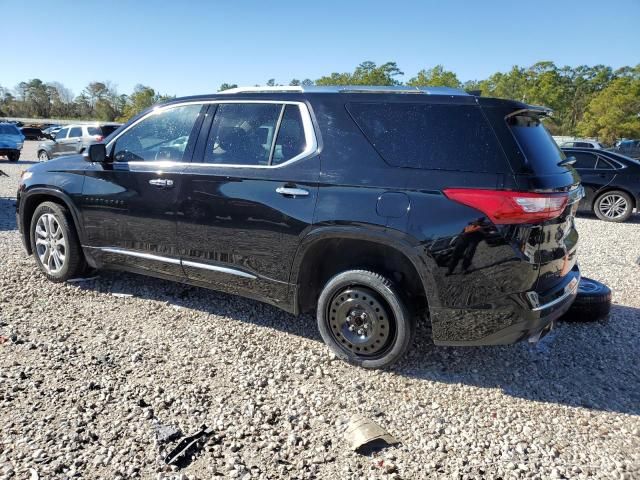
[
  {"xmin": 272, "ymin": 105, "xmax": 307, "ymax": 165},
  {"xmin": 347, "ymin": 103, "xmax": 507, "ymax": 172},
  {"xmin": 573, "ymin": 152, "xmax": 597, "ymax": 169},
  {"xmin": 69, "ymin": 127, "xmax": 83, "ymax": 138}
]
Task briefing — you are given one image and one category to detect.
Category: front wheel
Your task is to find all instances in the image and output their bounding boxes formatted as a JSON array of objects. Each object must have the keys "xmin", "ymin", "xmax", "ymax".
[
  {"xmin": 7, "ymin": 151, "xmax": 20, "ymax": 161},
  {"xmin": 317, "ymin": 270, "xmax": 415, "ymax": 369},
  {"xmin": 38, "ymin": 150, "xmax": 50, "ymax": 162},
  {"xmin": 30, "ymin": 202, "xmax": 86, "ymax": 282},
  {"xmin": 594, "ymin": 190, "xmax": 633, "ymax": 222}
]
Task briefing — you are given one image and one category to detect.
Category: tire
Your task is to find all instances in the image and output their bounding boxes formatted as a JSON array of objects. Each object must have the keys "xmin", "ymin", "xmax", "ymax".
[
  {"xmin": 317, "ymin": 270, "xmax": 415, "ymax": 369},
  {"xmin": 562, "ymin": 277, "xmax": 611, "ymax": 322},
  {"xmin": 38, "ymin": 150, "xmax": 50, "ymax": 162},
  {"xmin": 594, "ymin": 190, "xmax": 634, "ymax": 222},
  {"xmin": 30, "ymin": 202, "xmax": 86, "ymax": 282},
  {"xmin": 7, "ymin": 151, "xmax": 20, "ymax": 161}
]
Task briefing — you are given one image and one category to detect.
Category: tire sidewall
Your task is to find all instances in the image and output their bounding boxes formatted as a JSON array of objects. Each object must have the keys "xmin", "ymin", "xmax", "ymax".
[
  {"xmin": 30, "ymin": 203, "xmax": 78, "ymax": 282},
  {"xmin": 317, "ymin": 270, "xmax": 414, "ymax": 369},
  {"xmin": 594, "ymin": 191, "xmax": 633, "ymax": 222}
]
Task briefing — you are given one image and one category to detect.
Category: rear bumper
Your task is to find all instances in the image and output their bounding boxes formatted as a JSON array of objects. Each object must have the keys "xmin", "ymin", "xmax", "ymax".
[{"xmin": 431, "ymin": 266, "xmax": 580, "ymax": 346}]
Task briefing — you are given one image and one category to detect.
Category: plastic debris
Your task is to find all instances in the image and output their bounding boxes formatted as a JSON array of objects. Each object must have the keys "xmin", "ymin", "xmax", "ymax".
[
  {"xmin": 112, "ymin": 292, "xmax": 133, "ymax": 298},
  {"xmin": 164, "ymin": 425, "xmax": 214, "ymax": 468},
  {"xmin": 344, "ymin": 414, "xmax": 399, "ymax": 454}
]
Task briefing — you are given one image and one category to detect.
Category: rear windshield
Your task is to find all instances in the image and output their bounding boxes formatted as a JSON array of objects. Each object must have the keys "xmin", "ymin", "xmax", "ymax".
[
  {"xmin": 347, "ymin": 103, "xmax": 508, "ymax": 172},
  {"xmin": 0, "ymin": 124, "xmax": 20, "ymax": 135},
  {"xmin": 507, "ymin": 114, "xmax": 567, "ymax": 174}
]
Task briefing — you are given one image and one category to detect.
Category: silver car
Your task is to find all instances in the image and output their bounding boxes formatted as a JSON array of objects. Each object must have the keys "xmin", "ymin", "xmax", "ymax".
[{"xmin": 37, "ymin": 124, "xmax": 121, "ymax": 161}]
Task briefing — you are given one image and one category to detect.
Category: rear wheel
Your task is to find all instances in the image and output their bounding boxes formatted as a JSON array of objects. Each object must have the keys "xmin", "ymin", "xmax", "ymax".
[
  {"xmin": 562, "ymin": 277, "xmax": 611, "ymax": 322},
  {"xmin": 7, "ymin": 151, "xmax": 20, "ymax": 161},
  {"xmin": 38, "ymin": 150, "xmax": 50, "ymax": 162},
  {"xmin": 317, "ymin": 270, "xmax": 415, "ymax": 369},
  {"xmin": 30, "ymin": 202, "xmax": 86, "ymax": 282},
  {"xmin": 594, "ymin": 190, "xmax": 633, "ymax": 222}
]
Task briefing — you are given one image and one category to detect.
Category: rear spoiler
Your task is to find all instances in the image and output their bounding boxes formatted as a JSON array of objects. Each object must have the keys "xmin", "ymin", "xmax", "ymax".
[{"xmin": 506, "ymin": 106, "xmax": 553, "ymax": 118}]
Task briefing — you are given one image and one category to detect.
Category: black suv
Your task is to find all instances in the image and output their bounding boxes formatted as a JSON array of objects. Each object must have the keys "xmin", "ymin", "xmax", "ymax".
[{"xmin": 16, "ymin": 86, "xmax": 583, "ymax": 368}]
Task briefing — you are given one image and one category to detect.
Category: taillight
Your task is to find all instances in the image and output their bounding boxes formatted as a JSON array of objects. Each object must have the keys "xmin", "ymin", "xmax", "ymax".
[
  {"xmin": 443, "ymin": 188, "xmax": 569, "ymax": 224},
  {"xmin": 96, "ymin": 136, "xmax": 104, "ymax": 142}
]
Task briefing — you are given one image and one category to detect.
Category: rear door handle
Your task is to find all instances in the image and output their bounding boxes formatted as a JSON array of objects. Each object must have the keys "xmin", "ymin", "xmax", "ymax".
[
  {"xmin": 276, "ymin": 186, "xmax": 309, "ymax": 197},
  {"xmin": 149, "ymin": 178, "xmax": 174, "ymax": 188}
]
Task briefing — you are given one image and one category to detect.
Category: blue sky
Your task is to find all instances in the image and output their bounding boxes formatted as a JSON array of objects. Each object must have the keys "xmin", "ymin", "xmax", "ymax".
[{"xmin": 2, "ymin": 0, "xmax": 639, "ymax": 97}]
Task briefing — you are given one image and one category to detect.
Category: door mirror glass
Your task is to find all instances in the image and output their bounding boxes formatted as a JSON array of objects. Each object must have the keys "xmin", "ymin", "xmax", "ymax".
[{"xmin": 85, "ymin": 143, "xmax": 107, "ymax": 163}]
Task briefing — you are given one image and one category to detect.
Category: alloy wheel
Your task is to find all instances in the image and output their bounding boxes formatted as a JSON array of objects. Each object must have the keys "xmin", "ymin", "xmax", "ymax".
[
  {"xmin": 38, "ymin": 151, "xmax": 49, "ymax": 162},
  {"xmin": 598, "ymin": 194, "xmax": 628, "ymax": 220},
  {"xmin": 34, "ymin": 213, "xmax": 67, "ymax": 274}
]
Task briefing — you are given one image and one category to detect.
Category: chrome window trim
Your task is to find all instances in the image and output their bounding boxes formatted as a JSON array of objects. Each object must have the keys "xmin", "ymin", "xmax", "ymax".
[
  {"xmin": 97, "ymin": 247, "xmax": 257, "ymax": 280},
  {"xmin": 106, "ymin": 100, "xmax": 318, "ymax": 170}
]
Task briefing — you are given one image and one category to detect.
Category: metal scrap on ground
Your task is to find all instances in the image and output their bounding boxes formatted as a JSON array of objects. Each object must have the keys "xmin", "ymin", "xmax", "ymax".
[{"xmin": 344, "ymin": 414, "xmax": 399, "ymax": 454}]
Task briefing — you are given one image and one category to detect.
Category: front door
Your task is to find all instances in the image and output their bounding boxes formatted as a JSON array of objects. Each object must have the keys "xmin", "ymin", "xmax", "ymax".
[
  {"xmin": 51, "ymin": 127, "xmax": 69, "ymax": 157},
  {"xmin": 177, "ymin": 101, "xmax": 319, "ymax": 306},
  {"xmin": 80, "ymin": 103, "xmax": 206, "ymax": 277}
]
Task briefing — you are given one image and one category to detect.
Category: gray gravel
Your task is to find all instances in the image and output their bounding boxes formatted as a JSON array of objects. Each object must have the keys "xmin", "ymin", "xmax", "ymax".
[{"xmin": 1, "ymin": 146, "xmax": 639, "ymax": 479}]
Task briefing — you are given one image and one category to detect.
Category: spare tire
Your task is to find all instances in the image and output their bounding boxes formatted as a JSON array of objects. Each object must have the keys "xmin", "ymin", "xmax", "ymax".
[{"xmin": 562, "ymin": 277, "xmax": 611, "ymax": 322}]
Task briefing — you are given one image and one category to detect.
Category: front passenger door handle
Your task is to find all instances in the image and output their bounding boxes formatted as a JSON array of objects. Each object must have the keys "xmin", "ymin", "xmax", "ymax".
[
  {"xmin": 276, "ymin": 186, "xmax": 309, "ymax": 197},
  {"xmin": 149, "ymin": 178, "xmax": 174, "ymax": 188}
]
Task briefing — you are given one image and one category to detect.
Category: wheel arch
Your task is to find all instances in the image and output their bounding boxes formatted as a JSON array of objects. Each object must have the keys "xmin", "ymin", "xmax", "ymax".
[
  {"xmin": 290, "ymin": 226, "xmax": 439, "ymax": 316},
  {"xmin": 20, "ymin": 188, "xmax": 85, "ymax": 255}
]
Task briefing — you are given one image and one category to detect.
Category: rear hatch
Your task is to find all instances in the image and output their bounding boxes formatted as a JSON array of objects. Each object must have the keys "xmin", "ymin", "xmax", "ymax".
[{"xmin": 481, "ymin": 101, "xmax": 582, "ymax": 294}]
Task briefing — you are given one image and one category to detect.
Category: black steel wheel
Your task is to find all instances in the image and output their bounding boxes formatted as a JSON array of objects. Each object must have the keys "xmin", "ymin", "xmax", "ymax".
[{"xmin": 317, "ymin": 270, "xmax": 415, "ymax": 369}]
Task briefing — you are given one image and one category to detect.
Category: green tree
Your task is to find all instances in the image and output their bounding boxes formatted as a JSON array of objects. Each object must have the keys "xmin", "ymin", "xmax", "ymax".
[
  {"xmin": 118, "ymin": 85, "xmax": 160, "ymax": 121},
  {"xmin": 316, "ymin": 61, "xmax": 403, "ymax": 86},
  {"xmin": 577, "ymin": 72, "xmax": 640, "ymax": 143},
  {"xmin": 218, "ymin": 83, "xmax": 238, "ymax": 91},
  {"xmin": 407, "ymin": 65, "xmax": 461, "ymax": 88}
]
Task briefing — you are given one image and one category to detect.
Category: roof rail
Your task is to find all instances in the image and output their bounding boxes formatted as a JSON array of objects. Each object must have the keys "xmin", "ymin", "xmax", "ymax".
[
  {"xmin": 218, "ymin": 85, "xmax": 469, "ymax": 96},
  {"xmin": 218, "ymin": 86, "xmax": 304, "ymax": 94}
]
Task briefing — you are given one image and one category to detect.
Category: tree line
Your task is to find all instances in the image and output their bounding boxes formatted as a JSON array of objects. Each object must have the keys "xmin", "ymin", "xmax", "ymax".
[{"xmin": 1, "ymin": 61, "xmax": 638, "ymax": 143}]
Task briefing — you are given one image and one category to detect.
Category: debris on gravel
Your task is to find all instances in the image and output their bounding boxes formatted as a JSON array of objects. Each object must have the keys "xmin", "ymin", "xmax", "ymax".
[{"xmin": 1, "ymin": 154, "xmax": 639, "ymax": 478}]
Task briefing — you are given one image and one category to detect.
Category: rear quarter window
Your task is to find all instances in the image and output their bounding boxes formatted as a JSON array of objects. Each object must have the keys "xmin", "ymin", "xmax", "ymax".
[
  {"xmin": 507, "ymin": 114, "xmax": 568, "ymax": 175},
  {"xmin": 346, "ymin": 103, "xmax": 508, "ymax": 172}
]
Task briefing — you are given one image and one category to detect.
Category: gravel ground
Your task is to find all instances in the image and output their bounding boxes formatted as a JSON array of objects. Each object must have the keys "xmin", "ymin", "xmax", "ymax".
[{"xmin": 1, "ymin": 146, "xmax": 639, "ymax": 479}]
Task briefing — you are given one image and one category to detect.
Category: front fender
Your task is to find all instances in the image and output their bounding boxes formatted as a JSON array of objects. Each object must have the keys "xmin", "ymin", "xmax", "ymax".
[{"xmin": 19, "ymin": 187, "xmax": 86, "ymax": 254}]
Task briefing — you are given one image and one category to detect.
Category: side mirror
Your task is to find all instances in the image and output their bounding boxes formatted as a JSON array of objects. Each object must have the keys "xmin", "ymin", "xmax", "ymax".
[{"xmin": 84, "ymin": 143, "xmax": 108, "ymax": 163}]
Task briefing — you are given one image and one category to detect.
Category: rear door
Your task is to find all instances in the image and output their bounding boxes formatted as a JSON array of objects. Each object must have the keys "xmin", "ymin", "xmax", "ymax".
[
  {"xmin": 65, "ymin": 126, "xmax": 84, "ymax": 155},
  {"xmin": 572, "ymin": 151, "xmax": 616, "ymax": 209},
  {"xmin": 80, "ymin": 103, "xmax": 205, "ymax": 276},
  {"xmin": 177, "ymin": 101, "xmax": 319, "ymax": 306}
]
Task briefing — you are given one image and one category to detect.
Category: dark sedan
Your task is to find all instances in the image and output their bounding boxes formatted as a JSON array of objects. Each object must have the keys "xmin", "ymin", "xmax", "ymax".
[
  {"xmin": 562, "ymin": 147, "xmax": 640, "ymax": 222},
  {"xmin": 20, "ymin": 127, "xmax": 46, "ymax": 140}
]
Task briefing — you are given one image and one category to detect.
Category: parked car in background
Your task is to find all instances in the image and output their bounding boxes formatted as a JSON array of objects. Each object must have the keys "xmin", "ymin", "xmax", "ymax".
[
  {"xmin": 20, "ymin": 127, "xmax": 46, "ymax": 140},
  {"xmin": 43, "ymin": 125, "xmax": 62, "ymax": 139},
  {"xmin": 17, "ymin": 86, "xmax": 583, "ymax": 368},
  {"xmin": 37, "ymin": 124, "xmax": 121, "ymax": 161},
  {"xmin": 560, "ymin": 139, "xmax": 606, "ymax": 149},
  {"xmin": 0, "ymin": 123, "xmax": 25, "ymax": 161},
  {"xmin": 608, "ymin": 139, "xmax": 640, "ymax": 159},
  {"xmin": 562, "ymin": 147, "xmax": 640, "ymax": 222}
]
